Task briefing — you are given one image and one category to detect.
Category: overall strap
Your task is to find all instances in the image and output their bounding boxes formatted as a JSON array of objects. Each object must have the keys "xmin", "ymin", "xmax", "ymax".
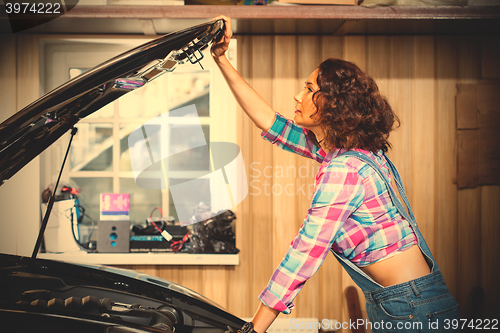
[
  {"xmin": 339, "ymin": 150, "xmax": 438, "ymax": 273},
  {"xmin": 340, "ymin": 151, "xmax": 415, "ymax": 225}
]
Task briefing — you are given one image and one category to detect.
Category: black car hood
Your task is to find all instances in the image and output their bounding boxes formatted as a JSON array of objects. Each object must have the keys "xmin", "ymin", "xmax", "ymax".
[
  {"xmin": 0, "ymin": 20, "xmax": 246, "ymax": 332},
  {"xmin": 0, "ymin": 253, "xmax": 245, "ymax": 332},
  {"xmin": 0, "ymin": 19, "xmax": 224, "ymax": 186}
]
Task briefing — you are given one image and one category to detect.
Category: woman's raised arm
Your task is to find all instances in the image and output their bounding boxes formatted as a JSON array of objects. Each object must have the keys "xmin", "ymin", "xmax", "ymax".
[{"xmin": 211, "ymin": 15, "xmax": 276, "ymax": 132}]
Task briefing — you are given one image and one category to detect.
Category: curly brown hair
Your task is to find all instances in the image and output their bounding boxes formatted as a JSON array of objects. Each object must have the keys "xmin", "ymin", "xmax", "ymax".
[{"xmin": 307, "ymin": 58, "xmax": 399, "ymax": 153}]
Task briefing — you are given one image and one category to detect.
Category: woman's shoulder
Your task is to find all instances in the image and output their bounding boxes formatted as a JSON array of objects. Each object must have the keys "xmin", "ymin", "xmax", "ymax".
[{"xmin": 327, "ymin": 148, "xmax": 388, "ymax": 178}]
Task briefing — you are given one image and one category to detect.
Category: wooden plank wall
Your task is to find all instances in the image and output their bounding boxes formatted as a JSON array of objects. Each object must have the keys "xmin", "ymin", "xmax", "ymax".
[
  {"xmin": 124, "ymin": 34, "xmax": 500, "ymax": 329},
  {"xmin": 5, "ymin": 32, "xmax": 499, "ymax": 331},
  {"xmin": 0, "ymin": 34, "xmax": 41, "ymax": 257},
  {"xmin": 478, "ymin": 36, "xmax": 500, "ymax": 322}
]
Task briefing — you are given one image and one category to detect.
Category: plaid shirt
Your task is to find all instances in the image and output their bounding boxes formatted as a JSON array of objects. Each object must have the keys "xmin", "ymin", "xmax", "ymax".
[{"xmin": 259, "ymin": 113, "xmax": 417, "ymax": 314}]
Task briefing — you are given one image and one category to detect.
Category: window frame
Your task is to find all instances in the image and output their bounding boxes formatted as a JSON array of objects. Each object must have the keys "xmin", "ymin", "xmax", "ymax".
[{"xmin": 40, "ymin": 36, "xmax": 238, "ymax": 231}]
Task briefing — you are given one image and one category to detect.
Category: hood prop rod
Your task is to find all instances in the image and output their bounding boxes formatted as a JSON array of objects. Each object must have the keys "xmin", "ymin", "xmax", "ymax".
[{"xmin": 32, "ymin": 127, "xmax": 78, "ymax": 259}]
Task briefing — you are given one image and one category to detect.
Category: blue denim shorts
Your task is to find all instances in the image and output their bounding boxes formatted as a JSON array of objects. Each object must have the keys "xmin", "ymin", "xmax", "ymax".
[{"xmin": 363, "ymin": 271, "xmax": 460, "ymax": 332}]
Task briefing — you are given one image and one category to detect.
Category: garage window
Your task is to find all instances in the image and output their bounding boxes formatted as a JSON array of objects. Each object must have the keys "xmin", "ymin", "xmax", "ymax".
[{"xmin": 40, "ymin": 38, "xmax": 237, "ymax": 242}]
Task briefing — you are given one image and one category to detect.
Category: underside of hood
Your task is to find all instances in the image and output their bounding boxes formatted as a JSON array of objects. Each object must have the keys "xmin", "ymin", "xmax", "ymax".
[{"xmin": 0, "ymin": 19, "xmax": 224, "ymax": 186}]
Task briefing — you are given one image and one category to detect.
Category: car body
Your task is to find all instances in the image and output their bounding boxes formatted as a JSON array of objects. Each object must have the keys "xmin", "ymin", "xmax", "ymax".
[{"xmin": 0, "ymin": 19, "xmax": 245, "ymax": 333}]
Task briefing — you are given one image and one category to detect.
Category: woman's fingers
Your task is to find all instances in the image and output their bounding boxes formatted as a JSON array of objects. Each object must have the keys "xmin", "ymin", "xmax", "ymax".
[
  {"xmin": 211, "ymin": 15, "xmax": 232, "ymax": 58},
  {"xmin": 213, "ymin": 15, "xmax": 232, "ymax": 40}
]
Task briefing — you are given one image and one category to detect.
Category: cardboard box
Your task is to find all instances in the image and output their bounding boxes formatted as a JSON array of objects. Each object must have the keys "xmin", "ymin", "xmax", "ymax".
[{"xmin": 100, "ymin": 193, "xmax": 130, "ymax": 221}]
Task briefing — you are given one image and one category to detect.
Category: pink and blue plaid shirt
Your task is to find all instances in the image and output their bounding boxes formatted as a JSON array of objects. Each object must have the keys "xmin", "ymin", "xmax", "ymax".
[{"xmin": 258, "ymin": 113, "xmax": 417, "ymax": 314}]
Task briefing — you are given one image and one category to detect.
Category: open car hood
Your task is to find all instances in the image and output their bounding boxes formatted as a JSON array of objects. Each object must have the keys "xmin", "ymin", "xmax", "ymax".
[
  {"xmin": 0, "ymin": 19, "xmax": 224, "ymax": 186},
  {"xmin": 0, "ymin": 19, "xmax": 246, "ymax": 333}
]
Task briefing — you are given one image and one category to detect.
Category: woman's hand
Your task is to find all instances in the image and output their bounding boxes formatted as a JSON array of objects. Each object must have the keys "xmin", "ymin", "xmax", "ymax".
[
  {"xmin": 211, "ymin": 15, "xmax": 233, "ymax": 59},
  {"xmin": 251, "ymin": 303, "xmax": 280, "ymax": 333},
  {"xmin": 210, "ymin": 15, "xmax": 276, "ymax": 132}
]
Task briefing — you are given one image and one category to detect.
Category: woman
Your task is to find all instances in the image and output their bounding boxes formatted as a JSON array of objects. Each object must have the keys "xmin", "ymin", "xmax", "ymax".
[{"xmin": 211, "ymin": 16, "xmax": 460, "ymax": 333}]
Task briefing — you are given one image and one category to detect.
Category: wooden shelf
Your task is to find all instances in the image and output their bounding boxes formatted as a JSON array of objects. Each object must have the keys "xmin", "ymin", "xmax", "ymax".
[
  {"xmin": 65, "ymin": 4, "xmax": 500, "ymax": 20},
  {"xmin": 1, "ymin": 5, "xmax": 499, "ymax": 35},
  {"xmin": 39, "ymin": 252, "xmax": 239, "ymax": 265}
]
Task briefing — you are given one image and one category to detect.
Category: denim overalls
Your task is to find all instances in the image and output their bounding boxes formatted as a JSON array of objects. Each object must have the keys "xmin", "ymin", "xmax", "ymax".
[{"xmin": 334, "ymin": 151, "xmax": 460, "ymax": 332}]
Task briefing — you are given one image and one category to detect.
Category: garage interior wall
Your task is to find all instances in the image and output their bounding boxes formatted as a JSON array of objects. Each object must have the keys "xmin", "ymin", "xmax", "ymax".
[
  {"xmin": 0, "ymin": 34, "xmax": 41, "ymax": 257},
  {"xmin": 1, "ymin": 33, "xmax": 499, "ymax": 331}
]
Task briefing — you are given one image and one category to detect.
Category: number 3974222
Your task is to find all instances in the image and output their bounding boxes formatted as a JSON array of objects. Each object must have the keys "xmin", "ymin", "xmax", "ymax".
[{"xmin": 5, "ymin": 2, "xmax": 62, "ymax": 15}]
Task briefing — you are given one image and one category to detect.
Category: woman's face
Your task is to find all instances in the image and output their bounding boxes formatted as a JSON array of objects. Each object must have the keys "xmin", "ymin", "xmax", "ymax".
[{"xmin": 294, "ymin": 69, "xmax": 322, "ymax": 130}]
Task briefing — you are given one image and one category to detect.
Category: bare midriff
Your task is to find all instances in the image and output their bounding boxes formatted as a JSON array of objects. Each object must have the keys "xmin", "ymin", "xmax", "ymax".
[{"xmin": 359, "ymin": 245, "xmax": 431, "ymax": 287}]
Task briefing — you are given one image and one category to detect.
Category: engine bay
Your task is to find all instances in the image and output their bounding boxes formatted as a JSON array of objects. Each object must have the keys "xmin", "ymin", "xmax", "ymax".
[{"xmin": 0, "ymin": 254, "xmax": 243, "ymax": 333}]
